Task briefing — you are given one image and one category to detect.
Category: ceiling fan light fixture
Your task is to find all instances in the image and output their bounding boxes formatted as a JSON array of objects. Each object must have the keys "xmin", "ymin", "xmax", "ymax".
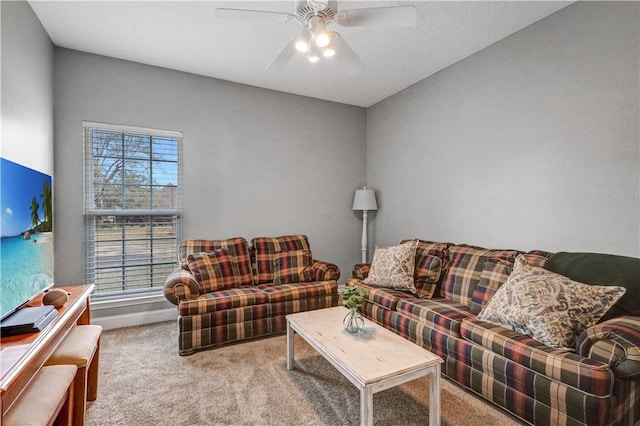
[
  {"xmin": 308, "ymin": 15, "xmax": 331, "ymax": 48},
  {"xmin": 307, "ymin": 43, "xmax": 321, "ymax": 63},
  {"xmin": 322, "ymin": 46, "xmax": 335, "ymax": 58},
  {"xmin": 315, "ymin": 31, "xmax": 330, "ymax": 48},
  {"xmin": 295, "ymin": 40, "xmax": 309, "ymax": 53},
  {"xmin": 294, "ymin": 28, "xmax": 310, "ymax": 53},
  {"xmin": 322, "ymin": 32, "xmax": 337, "ymax": 57}
]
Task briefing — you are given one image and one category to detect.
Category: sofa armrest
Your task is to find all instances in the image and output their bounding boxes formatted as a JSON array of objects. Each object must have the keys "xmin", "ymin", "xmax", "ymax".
[
  {"xmin": 163, "ymin": 267, "xmax": 201, "ymax": 305},
  {"xmin": 352, "ymin": 263, "xmax": 370, "ymax": 280},
  {"xmin": 309, "ymin": 260, "xmax": 341, "ymax": 281},
  {"xmin": 576, "ymin": 316, "xmax": 640, "ymax": 380}
]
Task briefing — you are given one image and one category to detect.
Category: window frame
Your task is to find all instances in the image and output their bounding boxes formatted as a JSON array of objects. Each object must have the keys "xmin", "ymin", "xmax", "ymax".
[{"xmin": 83, "ymin": 121, "xmax": 183, "ymax": 297}]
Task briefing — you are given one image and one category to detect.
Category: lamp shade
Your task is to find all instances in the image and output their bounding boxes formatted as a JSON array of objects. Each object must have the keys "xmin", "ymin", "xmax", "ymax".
[{"xmin": 352, "ymin": 188, "xmax": 377, "ymax": 211}]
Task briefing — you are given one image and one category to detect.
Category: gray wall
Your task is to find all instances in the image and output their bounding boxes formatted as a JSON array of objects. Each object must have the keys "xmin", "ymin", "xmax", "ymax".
[
  {"xmin": 53, "ymin": 49, "xmax": 367, "ymax": 285},
  {"xmin": 1, "ymin": 1, "xmax": 54, "ymax": 176},
  {"xmin": 366, "ymin": 2, "xmax": 640, "ymax": 257}
]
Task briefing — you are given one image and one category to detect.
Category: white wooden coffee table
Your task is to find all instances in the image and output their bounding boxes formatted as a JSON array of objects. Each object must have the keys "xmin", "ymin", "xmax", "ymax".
[{"xmin": 286, "ymin": 306, "xmax": 442, "ymax": 426}]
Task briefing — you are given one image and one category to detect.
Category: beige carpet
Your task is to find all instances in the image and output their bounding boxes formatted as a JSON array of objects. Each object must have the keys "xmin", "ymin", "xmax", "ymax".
[{"xmin": 86, "ymin": 321, "xmax": 524, "ymax": 426}]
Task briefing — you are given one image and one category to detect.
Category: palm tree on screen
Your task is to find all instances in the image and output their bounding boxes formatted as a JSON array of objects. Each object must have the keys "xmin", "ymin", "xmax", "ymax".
[
  {"xmin": 30, "ymin": 195, "xmax": 40, "ymax": 228},
  {"xmin": 41, "ymin": 180, "xmax": 52, "ymax": 230}
]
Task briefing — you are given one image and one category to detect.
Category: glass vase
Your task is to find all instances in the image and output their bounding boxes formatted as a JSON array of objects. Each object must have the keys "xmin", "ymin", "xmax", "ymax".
[{"xmin": 343, "ymin": 307, "xmax": 365, "ymax": 334}]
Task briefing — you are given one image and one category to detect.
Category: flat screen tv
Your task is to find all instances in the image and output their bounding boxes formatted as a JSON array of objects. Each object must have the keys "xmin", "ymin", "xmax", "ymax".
[{"xmin": 0, "ymin": 158, "xmax": 54, "ymax": 321}]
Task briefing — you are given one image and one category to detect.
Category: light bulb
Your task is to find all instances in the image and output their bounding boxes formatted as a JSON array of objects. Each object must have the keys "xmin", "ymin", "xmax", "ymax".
[
  {"xmin": 322, "ymin": 46, "xmax": 335, "ymax": 57},
  {"xmin": 308, "ymin": 16, "xmax": 330, "ymax": 48},
  {"xmin": 295, "ymin": 28, "xmax": 310, "ymax": 53},
  {"xmin": 295, "ymin": 40, "xmax": 309, "ymax": 53},
  {"xmin": 308, "ymin": 51, "xmax": 320, "ymax": 63},
  {"xmin": 307, "ymin": 43, "xmax": 321, "ymax": 63},
  {"xmin": 315, "ymin": 32, "xmax": 330, "ymax": 48},
  {"xmin": 322, "ymin": 33, "xmax": 336, "ymax": 57}
]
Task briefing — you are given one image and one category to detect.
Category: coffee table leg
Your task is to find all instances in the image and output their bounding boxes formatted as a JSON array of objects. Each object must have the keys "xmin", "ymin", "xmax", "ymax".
[
  {"xmin": 429, "ymin": 364, "xmax": 441, "ymax": 426},
  {"xmin": 360, "ymin": 386, "xmax": 373, "ymax": 426},
  {"xmin": 287, "ymin": 320, "xmax": 295, "ymax": 370}
]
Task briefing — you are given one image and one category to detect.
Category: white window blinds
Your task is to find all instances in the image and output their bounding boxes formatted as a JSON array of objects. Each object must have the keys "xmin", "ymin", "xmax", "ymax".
[{"xmin": 83, "ymin": 122, "xmax": 182, "ymax": 296}]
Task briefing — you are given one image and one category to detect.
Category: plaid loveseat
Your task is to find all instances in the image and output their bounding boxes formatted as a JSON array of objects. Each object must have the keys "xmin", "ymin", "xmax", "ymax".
[
  {"xmin": 348, "ymin": 241, "xmax": 640, "ymax": 426},
  {"xmin": 164, "ymin": 235, "xmax": 340, "ymax": 355}
]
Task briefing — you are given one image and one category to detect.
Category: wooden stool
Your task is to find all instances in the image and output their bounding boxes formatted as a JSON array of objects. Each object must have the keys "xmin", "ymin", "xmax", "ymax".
[
  {"xmin": 3, "ymin": 364, "xmax": 77, "ymax": 426},
  {"xmin": 44, "ymin": 325, "xmax": 102, "ymax": 426}
]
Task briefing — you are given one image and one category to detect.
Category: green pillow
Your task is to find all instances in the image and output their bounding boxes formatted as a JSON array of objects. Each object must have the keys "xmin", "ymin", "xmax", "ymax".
[{"xmin": 543, "ymin": 252, "xmax": 640, "ymax": 321}]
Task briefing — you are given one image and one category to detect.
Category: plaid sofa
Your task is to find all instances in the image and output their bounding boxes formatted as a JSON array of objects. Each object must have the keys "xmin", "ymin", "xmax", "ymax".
[
  {"xmin": 164, "ymin": 235, "xmax": 340, "ymax": 355},
  {"xmin": 348, "ymin": 241, "xmax": 640, "ymax": 426}
]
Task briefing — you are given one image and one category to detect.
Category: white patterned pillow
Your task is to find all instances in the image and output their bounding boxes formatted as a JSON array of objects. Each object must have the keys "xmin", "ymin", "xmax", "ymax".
[
  {"xmin": 364, "ymin": 240, "xmax": 417, "ymax": 293},
  {"xmin": 478, "ymin": 255, "xmax": 626, "ymax": 349}
]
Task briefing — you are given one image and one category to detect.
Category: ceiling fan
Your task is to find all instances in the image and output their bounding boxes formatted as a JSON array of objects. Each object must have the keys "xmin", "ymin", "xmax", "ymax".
[{"xmin": 215, "ymin": 0, "xmax": 417, "ymax": 75}]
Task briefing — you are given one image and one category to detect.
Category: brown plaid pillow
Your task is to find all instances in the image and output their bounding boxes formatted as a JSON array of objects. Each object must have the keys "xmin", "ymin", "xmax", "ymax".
[
  {"xmin": 400, "ymin": 239, "xmax": 452, "ymax": 298},
  {"xmin": 186, "ymin": 249, "xmax": 242, "ymax": 293},
  {"xmin": 441, "ymin": 245, "xmax": 519, "ymax": 305},
  {"xmin": 251, "ymin": 235, "xmax": 311, "ymax": 284},
  {"xmin": 179, "ymin": 238, "xmax": 253, "ymax": 286},
  {"xmin": 522, "ymin": 250, "xmax": 554, "ymax": 267},
  {"xmin": 273, "ymin": 250, "xmax": 313, "ymax": 285},
  {"xmin": 468, "ymin": 258, "xmax": 513, "ymax": 314},
  {"xmin": 414, "ymin": 255, "xmax": 442, "ymax": 298}
]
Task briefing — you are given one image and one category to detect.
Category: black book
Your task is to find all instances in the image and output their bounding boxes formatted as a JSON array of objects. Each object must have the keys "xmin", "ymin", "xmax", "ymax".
[{"xmin": 0, "ymin": 305, "xmax": 58, "ymax": 337}]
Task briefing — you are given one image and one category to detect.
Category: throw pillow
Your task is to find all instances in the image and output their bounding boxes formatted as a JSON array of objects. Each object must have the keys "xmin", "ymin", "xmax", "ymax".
[
  {"xmin": 186, "ymin": 249, "xmax": 243, "ymax": 293},
  {"xmin": 477, "ymin": 255, "xmax": 626, "ymax": 349},
  {"xmin": 414, "ymin": 255, "xmax": 442, "ymax": 298},
  {"xmin": 400, "ymin": 239, "xmax": 452, "ymax": 299},
  {"xmin": 251, "ymin": 235, "xmax": 311, "ymax": 284},
  {"xmin": 543, "ymin": 251, "xmax": 640, "ymax": 321},
  {"xmin": 468, "ymin": 258, "xmax": 513, "ymax": 314},
  {"xmin": 364, "ymin": 240, "xmax": 418, "ymax": 293},
  {"xmin": 272, "ymin": 249, "xmax": 313, "ymax": 285},
  {"xmin": 522, "ymin": 250, "xmax": 554, "ymax": 268},
  {"xmin": 441, "ymin": 245, "xmax": 519, "ymax": 305},
  {"xmin": 179, "ymin": 237, "xmax": 253, "ymax": 286}
]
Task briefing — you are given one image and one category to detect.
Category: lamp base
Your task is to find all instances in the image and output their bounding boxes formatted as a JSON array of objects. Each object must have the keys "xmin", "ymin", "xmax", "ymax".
[{"xmin": 361, "ymin": 210, "xmax": 368, "ymax": 264}]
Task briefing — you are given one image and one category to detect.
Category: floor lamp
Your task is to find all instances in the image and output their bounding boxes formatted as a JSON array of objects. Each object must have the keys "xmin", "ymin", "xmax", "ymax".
[{"xmin": 352, "ymin": 187, "xmax": 378, "ymax": 264}]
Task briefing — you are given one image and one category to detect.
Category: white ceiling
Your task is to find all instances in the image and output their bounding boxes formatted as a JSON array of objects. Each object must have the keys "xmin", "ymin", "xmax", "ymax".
[{"xmin": 29, "ymin": 1, "xmax": 572, "ymax": 107}]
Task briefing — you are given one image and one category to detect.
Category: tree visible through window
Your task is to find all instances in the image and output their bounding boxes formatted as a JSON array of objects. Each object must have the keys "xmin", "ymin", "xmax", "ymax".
[{"xmin": 83, "ymin": 122, "xmax": 182, "ymax": 296}]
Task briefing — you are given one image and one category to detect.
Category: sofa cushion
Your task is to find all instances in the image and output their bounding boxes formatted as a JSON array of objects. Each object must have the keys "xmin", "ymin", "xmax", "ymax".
[
  {"xmin": 258, "ymin": 281, "xmax": 337, "ymax": 303},
  {"xmin": 179, "ymin": 238, "xmax": 253, "ymax": 286},
  {"xmin": 478, "ymin": 256, "xmax": 626, "ymax": 349},
  {"xmin": 396, "ymin": 298, "xmax": 475, "ymax": 337},
  {"xmin": 543, "ymin": 251, "xmax": 640, "ymax": 321},
  {"xmin": 272, "ymin": 249, "xmax": 313, "ymax": 284},
  {"xmin": 178, "ymin": 286, "xmax": 269, "ymax": 316},
  {"xmin": 186, "ymin": 249, "xmax": 242, "ymax": 293},
  {"xmin": 364, "ymin": 240, "xmax": 417, "ymax": 293},
  {"xmin": 441, "ymin": 245, "xmax": 519, "ymax": 305},
  {"xmin": 251, "ymin": 235, "xmax": 311, "ymax": 284},
  {"xmin": 461, "ymin": 318, "xmax": 614, "ymax": 396},
  {"xmin": 401, "ymin": 239, "xmax": 453, "ymax": 298},
  {"xmin": 468, "ymin": 259, "xmax": 513, "ymax": 314}
]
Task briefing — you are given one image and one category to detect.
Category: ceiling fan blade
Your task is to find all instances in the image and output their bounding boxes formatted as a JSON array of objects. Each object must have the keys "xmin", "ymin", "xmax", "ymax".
[
  {"xmin": 335, "ymin": 5, "xmax": 417, "ymax": 27},
  {"xmin": 215, "ymin": 8, "xmax": 296, "ymax": 23},
  {"xmin": 331, "ymin": 34, "xmax": 365, "ymax": 75},
  {"xmin": 266, "ymin": 39, "xmax": 297, "ymax": 71}
]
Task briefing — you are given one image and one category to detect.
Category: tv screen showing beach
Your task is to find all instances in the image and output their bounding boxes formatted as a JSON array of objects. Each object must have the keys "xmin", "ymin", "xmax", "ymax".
[{"xmin": 1, "ymin": 157, "xmax": 54, "ymax": 319}]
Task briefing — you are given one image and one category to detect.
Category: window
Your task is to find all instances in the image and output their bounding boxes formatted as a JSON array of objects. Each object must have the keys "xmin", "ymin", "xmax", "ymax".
[{"xmin": 83, "ymin": 122, "xmax": 182, "ymax": 296}]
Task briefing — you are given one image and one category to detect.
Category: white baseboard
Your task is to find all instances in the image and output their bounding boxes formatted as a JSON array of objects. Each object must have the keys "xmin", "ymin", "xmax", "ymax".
[{"xmin": 91, "ymin": 307, "xmax": 177, "ymax": 330}]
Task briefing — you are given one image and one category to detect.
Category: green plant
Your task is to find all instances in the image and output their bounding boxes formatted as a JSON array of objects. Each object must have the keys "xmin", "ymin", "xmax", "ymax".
[{"xmin": 339, "ymin": 286, "xmax": 370, "ymax": 310}]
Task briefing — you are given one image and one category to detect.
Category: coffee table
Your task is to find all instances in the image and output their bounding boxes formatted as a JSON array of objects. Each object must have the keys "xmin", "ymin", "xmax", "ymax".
[{"xmin": 286, "ymin": 306, "xmax": 443, "ymax": 426}]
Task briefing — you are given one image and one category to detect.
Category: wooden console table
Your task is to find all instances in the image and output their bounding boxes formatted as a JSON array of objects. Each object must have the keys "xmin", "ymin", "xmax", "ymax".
[{"xmin": 0, "ymin": 284, "xmax": 94, "ymax": 418}]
